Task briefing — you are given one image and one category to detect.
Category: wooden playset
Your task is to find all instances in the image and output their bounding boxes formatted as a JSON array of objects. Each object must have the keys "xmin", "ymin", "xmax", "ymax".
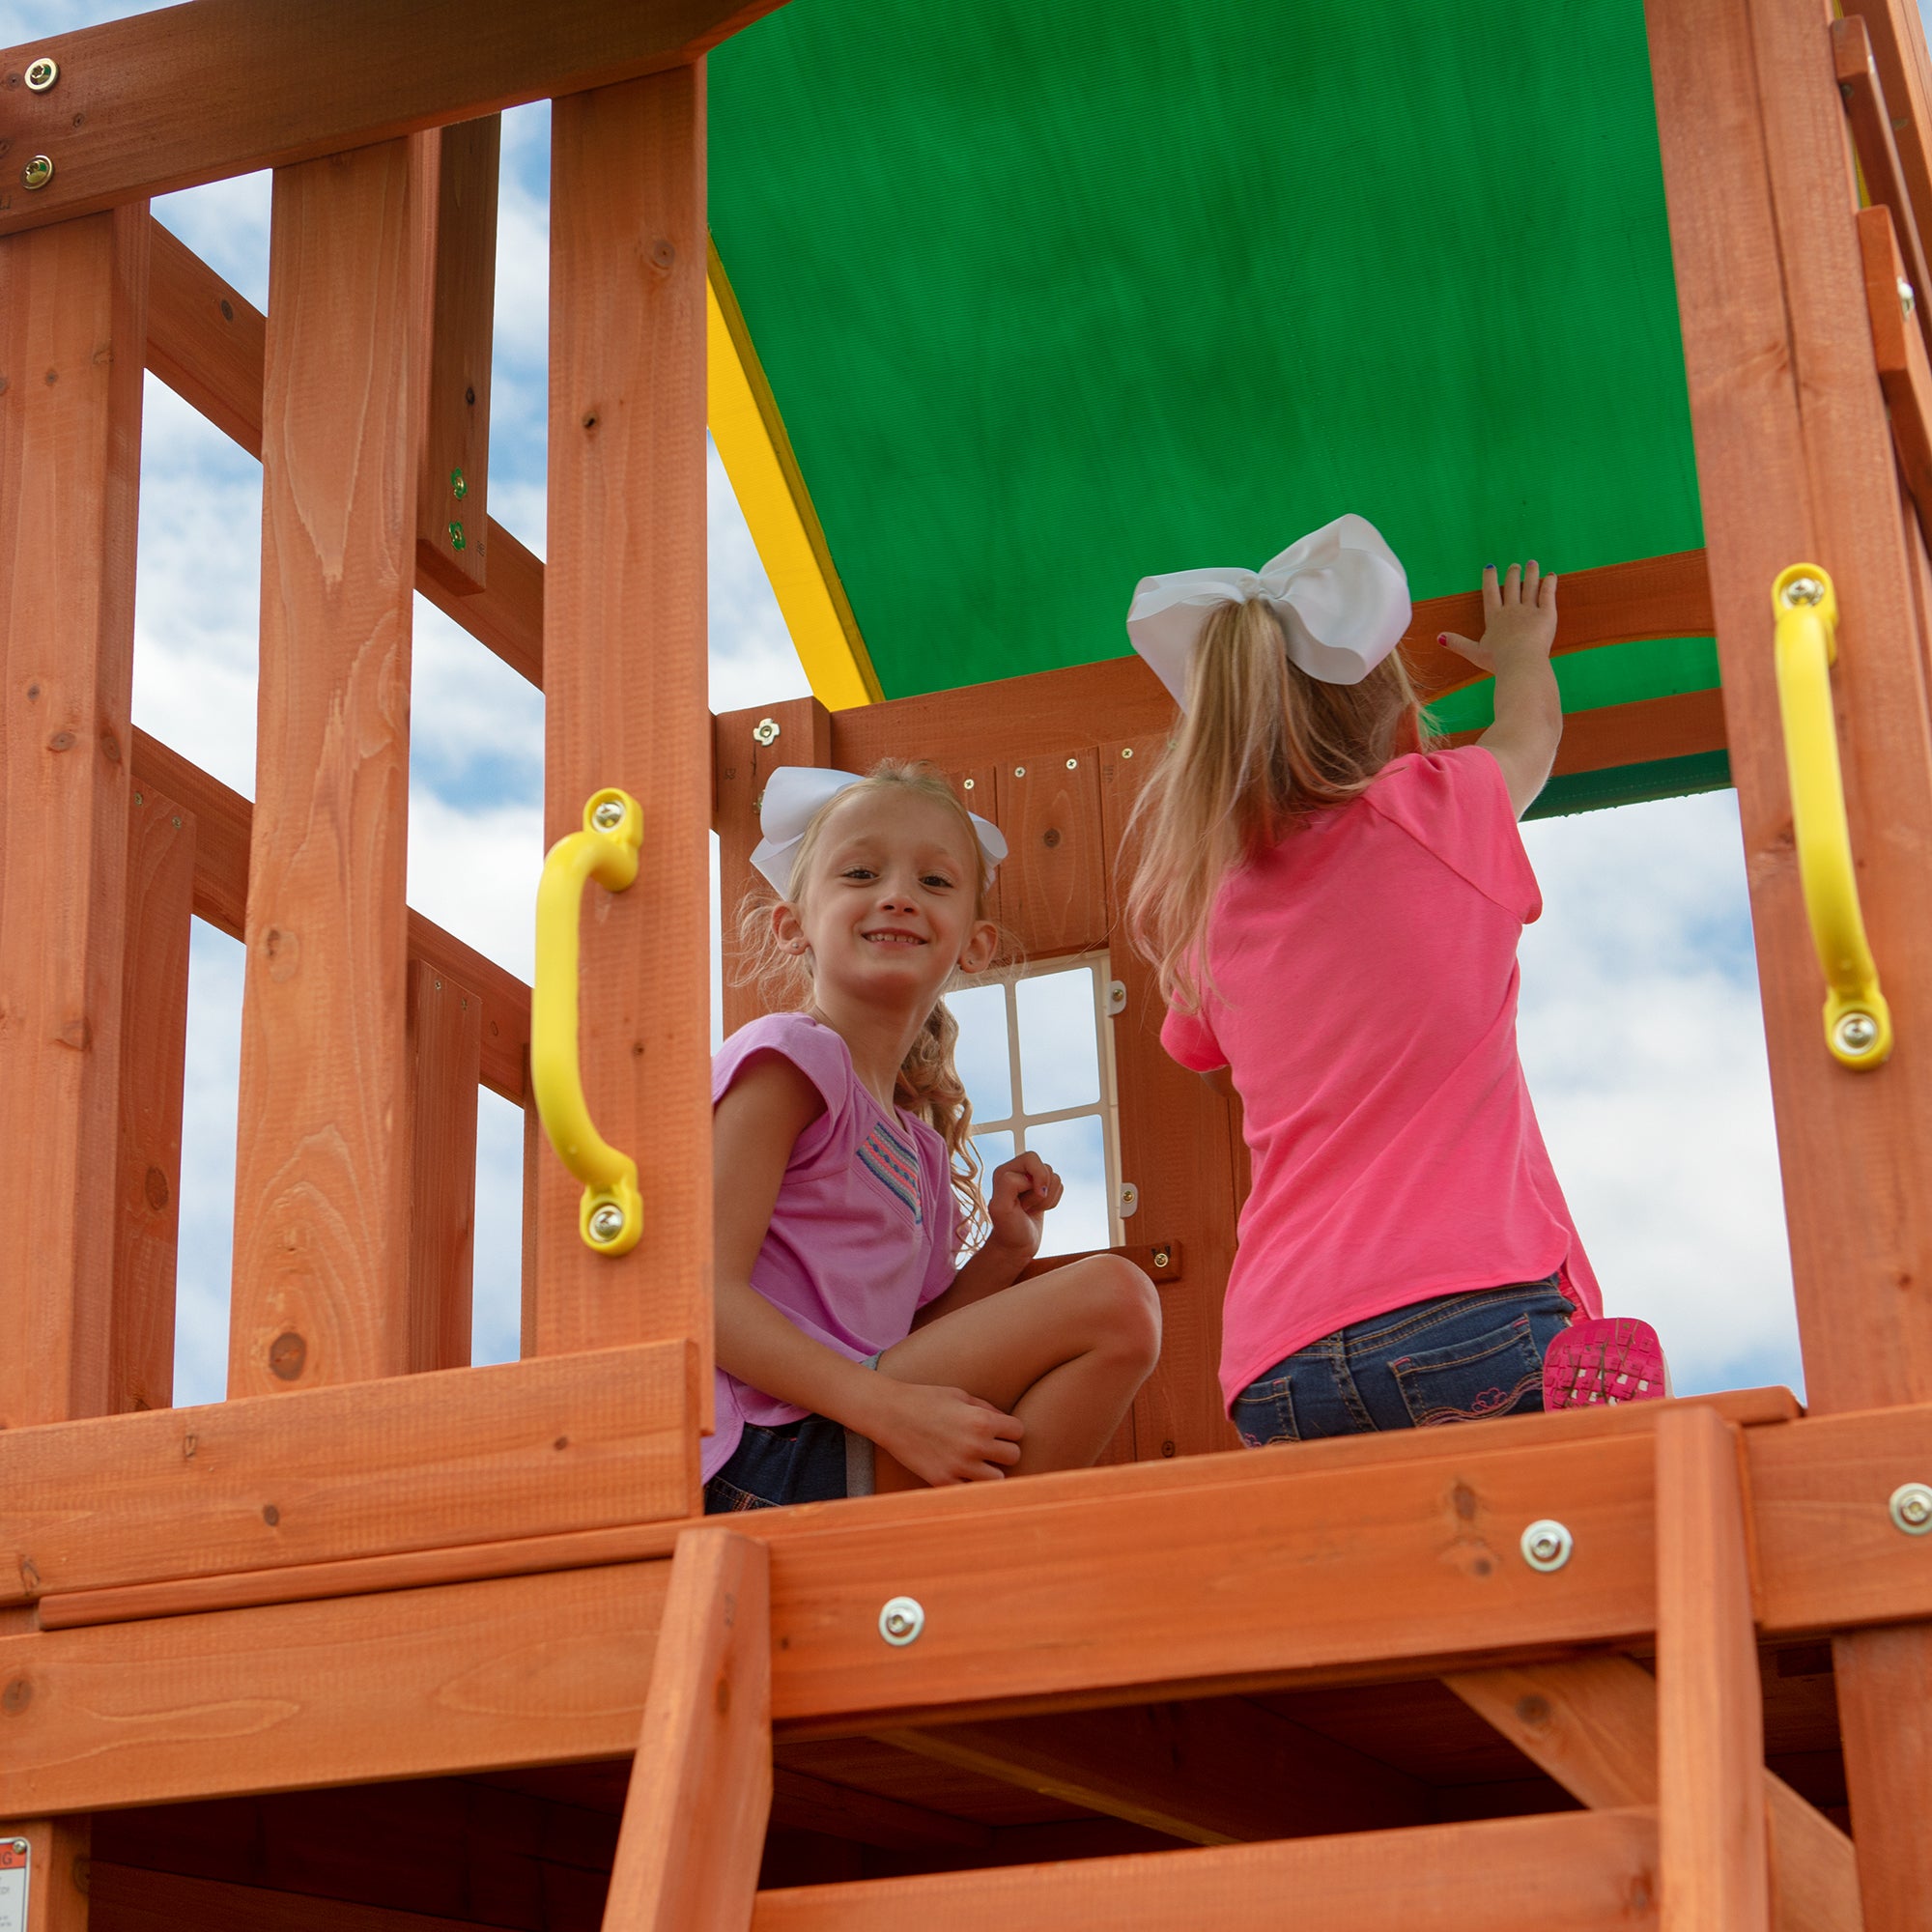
[{"xmin": 6, "ymin": 0, "xmax": 1932, "ymax": 1924}]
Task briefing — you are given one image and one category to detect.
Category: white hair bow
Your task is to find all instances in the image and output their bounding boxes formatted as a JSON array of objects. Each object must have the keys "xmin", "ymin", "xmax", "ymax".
[
  {"xmin": 751, "ymin": 766, "xmax": 1009, "ymax": 897},
  {"xmin": 1124, "ymin": 513, "xmax": 1411, "ymax": 702}
]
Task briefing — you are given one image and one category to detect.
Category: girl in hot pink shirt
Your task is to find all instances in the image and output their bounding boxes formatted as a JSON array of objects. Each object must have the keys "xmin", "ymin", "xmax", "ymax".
[
  {"xmin": 705, "ymin": 760, "xmax": 1158, "ymax": 1511},
  {"xmin": 1124, "ymin": 517, "xmax": 1657, "ymax": 1442}
]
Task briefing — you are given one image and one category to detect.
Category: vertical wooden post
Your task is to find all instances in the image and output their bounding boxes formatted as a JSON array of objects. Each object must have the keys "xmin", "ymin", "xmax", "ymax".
[
  {"xmin": 229, "ymin": 141, "xmax": 422, "ymax": 1397},
  {"xmin": 714, "ymin": 696, "xmax": 832, "ymax": 1037},
  {"xmin": 601, "ymin": 1529, "xmax": 772, "ymax": 1932},
  {"xmin": 406, "ymin": 960, "xmax": 481, "ymax": 1373},
  {"xmin": 415, "ymin": 115, "xmax": 501, "ymax": 598},
  {"xmin": 1644, "ymin": 2, "xmax": 1932, "ymax": 1918},
  {"xmin": 1656, "ymin": 1405, "xmax": 1771, "ymax": 1932},
  {"xmin": 0, "ymin": 1819, "xmax": 90, "ymax": 1932},
  {"xmin": 538, "ymin": 68, "xmax": 711, "ymax": 1435},
  {"xmin": 110, "ymin": 787, "xmax": 197, "ymax": 1414},
  {"xmin": 0, "ymin": 206, "xmax": 149, "ymax": 1433}
]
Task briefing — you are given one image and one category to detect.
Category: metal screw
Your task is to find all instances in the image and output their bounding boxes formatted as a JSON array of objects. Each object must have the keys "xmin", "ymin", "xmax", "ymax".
[
  {"xmin": 1013, "ymin": 765, "xmax": 1027, "ymax": 778},
  {"xmin": 9, "ymin": 1837, "xmax": 25, "ymax": 1854},
  {"xmin": 25, "ymin": 57, "xmax": 57, "ymax": 91},
  {"xmin": 587, "ymin": 1203, "xmax": 626, "ymax": 1244},
  {"xmin": 1781, "ymin": 575, "xmax": 1826, "ymax": 608},
  {"xmin": 879, "ymin": 1595, "xmax": 924, "ymax": 1645},
  {"xmin": 591, "ymin": 799, "xmax": 626, "ymax": 832},
  {"xmin": 1107, "ymin": 979, "xmax": 1126, "ymax": 1016},
  {"xmin": 1151, "ymin": 1247, "xmax": 1171, "ymax": 1269},
  {"xmin": 1119, "ymin": 1180, "xmax": 1140, "ymax": 1218},
  {"xmin": 133, "ymin": 791, "xmax": 144, "ymax": 807},
  {"xmin": 21, "ymin": 155, "xmax": 53, "ymax": 191},
  {"xmin": 753, "ymin": 717, "xmax": 781, "ymax": 747},
  {"xmin": 171, "ymin": 815, "xmax": 182, "ymax": 830},
  {"xmin": 1902, "ymin": 278, "xmax": 1918, "ymax": 317},
  {"xmin": 1889, "ymin": 1481, "xmax": 1932, "ymax": 1534},
  {"xmin": 1520, "ymin": 1520, "xmax": 1574, "ymax": 1573},
  {"xmin": 962, "ymin": 778, "xmax": 976, "ymax": 791},
  {"xmin": 1835, "ymin": 1011, "xmax": 1881, "ymax": 1056},
  {"xmin": 447, "ymin": 519, "xmax": 466, "ymax": 552},
  {"xmin": 1065, "ymin": 757, "xmax": 1078, "ymax": 770},
  {"xmin": 450, "ymin": 468, "xmax": 468, "ymax": 499},
  {"xmin": 1121, "ymin": 746, "xmax": 1134, "ymax": 758}
]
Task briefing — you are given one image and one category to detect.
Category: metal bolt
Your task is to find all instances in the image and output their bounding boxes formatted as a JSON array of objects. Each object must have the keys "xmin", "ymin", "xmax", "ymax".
[
  {"xmin": 450, "ymin": 468, "xmax": 468, "ymax": 499},
  {"xmin": 447, "ymin": 519, "xmax": 466, "ymax": 552},
  {"xmin": 1107, "ymin": 979, "xmax": 1127, "ymax": 1016},
  {"xmin": 25, "ymin": 57, "xmax": 57, "ymax": 91},
  {"xmin": 21, "ymin": 155, "xmax": 53, "ymax": 191},
  {"xmin": 962, "ymin": 778, "xmax": 976, "ymax": 791},
  {"xmin": 879, "ymin": 1595, "xmax": 924, "ymax": 1645},
  {"xmin": 9, "ymin": 1837, "xmax": 25, "ymax": 1854},
  {"xmin": 1119, "ymin": 1180, "xmax": 1140, "ymax": 1218},
  {"xmin": 1835, "ymin": 1011, "xmax": 1881, "ymax": 1056},
  {"xmin": 753, "ymin": 717, "xmax": 781, "ymax": 747},
  {"xmin": 1902, "ymin": 278, "xmax": 1918, "ymax": 317},
  {"xmin": 171, "ymin": 814, "xmax": 182, "ymax": 829},
  {"xmin": 591, "ymin": 798, "xmax": 626, "ymax": 832},
  {"xmin": 1121, "ymin": 746, "xmax": 1134, "ymax": 758},
  {"xmin": 1065, "ymin": 757, "xmax": 1078, "ymax": 770},
  {"xmin": 1781, "ymin": 575, "xmax": 1827, "ymax": 609},
  {"xmin": 133, "ymin": 791, "xmax": 144, "ymax": 807},
  {"xmin": 587, "ymin": 1203, "xmax": 627, "ymax": 1244},
  {"xmin": 1889, "ymin": 1481, "xmax": 1932, "ymax": 1534},
  {"xmin": 1151, "ymin": 1247, "xmax": 1171, "ymax": 1269},
  {"xmin": 1013, "ymin": 765, "xmax": 1027, "ymax": 778},
  {"xmin": 1520, "ymin": 1519, "xmax": 1574, "ymax": 1573}
]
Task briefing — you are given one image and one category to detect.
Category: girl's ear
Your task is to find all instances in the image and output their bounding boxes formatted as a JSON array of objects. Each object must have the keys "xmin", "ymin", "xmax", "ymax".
[
  {"xmin": 771, "ymin": 898, "xmax": 809, "ymax": 956},
  {"xmin": 956, "ymin": 916, "xmax": 999, "ymax": 975}
]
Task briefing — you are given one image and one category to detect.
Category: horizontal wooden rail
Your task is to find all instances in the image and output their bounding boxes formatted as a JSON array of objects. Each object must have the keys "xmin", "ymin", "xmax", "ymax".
[
  {"xmin": 146, "ymin": 218, "xmax": 545, "ymax": 689},
  {"xmin": 749, "ymin": 1809, "xmax": 1662, "ymax": 1932},
  {"xmin": 0, "ymin": 0, "xmax": 781, "ymax": 236},
  {"xmin": 1, "ymin": 1341, "xmax": 696, "ymax": 1605},
  {"xmin": 130, "ymin": 728, "xmax": 532, "ymax": 1102}
]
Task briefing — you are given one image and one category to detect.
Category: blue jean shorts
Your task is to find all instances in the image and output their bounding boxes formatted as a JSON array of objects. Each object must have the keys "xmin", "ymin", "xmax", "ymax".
[
  {"xmin": 703, "ymin": 1415, "xmax": 852, "ymax": 1512},
  {"xmin": 1231, "ymin": 1281, "xmax": 1576, "ymax": 1445}
]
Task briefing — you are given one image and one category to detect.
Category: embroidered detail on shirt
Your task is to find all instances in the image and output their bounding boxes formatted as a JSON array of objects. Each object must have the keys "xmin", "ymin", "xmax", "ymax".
[{"xmin": 857, "ymin": 1117, "xmax": 923, "ymax": 1224}]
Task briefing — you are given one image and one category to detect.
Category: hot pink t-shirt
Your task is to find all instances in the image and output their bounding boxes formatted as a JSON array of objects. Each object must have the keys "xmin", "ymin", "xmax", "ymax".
[
  {"xmin": 1160, "ymin": 746, "xmax": 1601, "ymax": 1408},
  {"xmin": 706, "ymin": 1011, "xmax": 961, "ymax": 1481}
]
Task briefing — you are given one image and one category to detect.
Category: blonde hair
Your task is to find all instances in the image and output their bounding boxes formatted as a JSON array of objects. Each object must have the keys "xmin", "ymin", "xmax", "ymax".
[
  {"xmin": 1124, "ymin": 596, "xmax": 1429, "ymax": 1012},
  {"xmin": 735, "ymin": 759, "xmax": 1000, "ymax": 1241}
]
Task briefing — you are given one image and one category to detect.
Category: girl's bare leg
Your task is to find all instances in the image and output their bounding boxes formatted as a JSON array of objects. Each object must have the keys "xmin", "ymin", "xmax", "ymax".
[{"xmin": 873, "ymin": 1254, "xmax": 1160, "ymax": 1476}]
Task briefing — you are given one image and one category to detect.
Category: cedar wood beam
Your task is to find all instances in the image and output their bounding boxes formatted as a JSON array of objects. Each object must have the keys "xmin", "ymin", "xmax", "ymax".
[{"xmin": 0, "ymin": 0, "xmax": 785, "ymax": 237}]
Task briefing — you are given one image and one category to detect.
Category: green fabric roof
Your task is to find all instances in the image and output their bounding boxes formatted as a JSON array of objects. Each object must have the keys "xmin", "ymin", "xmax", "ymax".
[{"xmin": 710, "ymin": 0, "xmax": 1715, "ymax": 803}]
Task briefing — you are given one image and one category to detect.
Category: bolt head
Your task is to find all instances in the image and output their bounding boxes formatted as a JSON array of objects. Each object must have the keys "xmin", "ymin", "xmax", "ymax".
[
  {"xmin": 26, "ymin": 57, "xmax": 58, "ymax": 90},
  {"xmin": 879, "ymin": 1595, "xmax": 924, "ymax": 1645},
  {"xmin": 1520, "ymin": 1518, "xmax": 1574, "ymax": 1572},
  {"xmin": 446, "ymin": 519, "xmax": 466, "ymax": 551},
  {"xmin": 1890, "ymin": 1482, "xmax": 1932, "ymax": 1534},
  {"xmin": 1902, "ymin": 278, "xmax": 1918, "ymax": 317},
  {"xmin": 1781, "ymin": 574, "xmax": 1826, "ymax": 608},
  {"xmin": 587, "ymin": 1203, "xmax": 627, "ymax": 1244},
  {"xmin": 591, "ymin": 799, "xmax": 626, "ymax": 832},
  {"xmin": 21, "ymin": 154, "xmax": 53, "ymax": 191},
  {"xmin": 9, "ymin": 1837, "xmax": 25, "ymax": 1854},
  {"xmin": 1119, "ymin": 1181, "xmax": 1139, "ymax": 1218},
  {"xmin": 1013, "ymin": 765, "xmax": 1027, "ymax": 778},
  {"xmin": 450, "ymin": 468, "xmax": 468, "ymax": 499},
  {"xmin": 1835, "ymin": 1011, "xmax": 1881, "ymax": 1056},
  {"xmin": 753, "ymin": 717, "xmax": 781, "ymax": 747},
  {"xmin": 1065, "ymin": 757, "xmax": 1078, "ymax": 770}
]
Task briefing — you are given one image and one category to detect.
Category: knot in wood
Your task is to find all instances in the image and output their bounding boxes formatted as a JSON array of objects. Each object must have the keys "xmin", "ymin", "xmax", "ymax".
[
  {"xmin": 46, "ymin": 729, "xmax": 73, "ymax": 752},
  {"xmin": 268, "ymin": 1331, "xmax": 307, "ymax": 1381},
  {"xmin": 145, "ymin": 1165, "xmax": 170, "ymax": 1211},
  {"xmin": 1515, "ymin": 1693, "xmax": 1551, "ymax": 1728},
  {"xmin": 262, "ymin": 1504, "xmax": 280, "ymax": 1526},
  {"xmin": 1043, "ymin": 827, "xmax": 1062, "ymax": 848},
  {"xmin": 1, "ymin": 1676, "xmax": 32, "ymax": 1715}
]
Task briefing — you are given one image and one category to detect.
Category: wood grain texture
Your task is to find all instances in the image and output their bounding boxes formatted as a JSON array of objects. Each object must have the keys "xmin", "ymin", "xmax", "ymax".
[
  {"xmin": 406, "ymin": 961, "xmax": 481, "ymax": 1374},
  {"xmin": 0, "ymin": 0, "xmax": 781, "ymax": 235},
  {"xmin": 230, "ymin": 141, "xmax": 422, "ymax": 1396},
  {"xmin": 713, "ymin": 697, "xmax": 833, "ymax": 1038},
  {"xmin": 1857, "ymin": 205, "xmax": 1932, "ymax": 551},
  {"xmin": 2, "ymin": 1340, "xmax": 696, "ymax": 1605},
  {"xmin": 0, "ymin": 203, "xmax": 149, "ymax": 1432},
  {"xmin": 769, "ymin": 1768, "xmax": 989, "ymax": 1852},
  {"xmin": 35, "ymin": 1389, "xmax": 1797, "ymax": 1634},
  {"xmin": 537, "ymin": 70, "xmax": 710, "ymax": 1419},
  {"xmin": 1843, "ymin": 0, "xmax": 1932, "ymax": 277},
  {"xmin": 752, "ymin": 1808, "xmax": 1663, "ymax": 1932},
  {"xmin": 994, "ymin": 750, "xmax": 1105, "ymax": 959},
  {"xmin": 110, "ymin": 786, "xmax": 195, "ymax": 1415},
  {"xmin": 129, "ymin": 728, "xmax": 530, "ymax": 1103},
  {"xmin": 1831, "ymin": 1625, "xmax": 1932, "ymax": 1932},
  {"xmin": 0, "ymin": 1560, "xmax": 671, "ymax": 1815},
  {"xmin": 89, "ymin": 1864, "xmax": 484, "ymax": 1932},
  {"xmin": 146, "ymin": 213, "xmax": 546, "ymax": 686},
  {"xmin": 880, "ymin": 1697, "xmax": 1429, "ymax": 1847},
  {"xmin": 1098, "ymin": 737, "xmax": 1241, "ymax": 1462},
  {"xmin": 414, "ymin": 117, "xmax": 500, "ymax": 597},
  {"xmin": 0, "ymin": 1819, "xmax": 91, "ymax": 1932},
  {"xmin": 602, "ymin": 1530, "xmax": 771, "ymax": 1931},
  {"xmin": 1447, "ymin": 1656, "xmax": 1859, "ymax": 1932},
  {"xmin": 1656, "ymin": 1406, "xmax": 1770, "ymax": 1932},
  {"xmin": 1446, "ymin": 688, "xmax": 1728, "ymax": 777}
]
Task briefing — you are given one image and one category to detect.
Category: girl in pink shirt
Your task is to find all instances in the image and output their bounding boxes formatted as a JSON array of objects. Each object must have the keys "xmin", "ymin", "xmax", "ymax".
[
  {"xmin": 1124, "ymin": 516, "xmax": 1657, "ymax": 1443},
  {"xmin": 706, "ymin": 760, "xmax": 1159, "ymax": 1510}
]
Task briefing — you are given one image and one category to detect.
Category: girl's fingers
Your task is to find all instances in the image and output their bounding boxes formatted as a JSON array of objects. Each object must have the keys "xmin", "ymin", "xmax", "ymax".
[
  {"xmin": 1522, "ymin": 559, "xmax": 1540, "ymax": 601},
  {"xmin": 1503, "ymin": 561, "xmax": 1522, "ymax": 605},
  {"xmin": 1540, "ymin": 571, "xmax": 1559, "ymax": 609},
  {"xmin": 1482, "ymin": 562, "xmax": 1500, "ymax": 622},
  {"xmin": 1438, "ymin": 631, "xmax": 1486, "ymax": 667}
]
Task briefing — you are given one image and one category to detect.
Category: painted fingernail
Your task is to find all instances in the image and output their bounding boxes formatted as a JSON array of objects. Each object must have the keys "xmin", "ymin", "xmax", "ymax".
[{"xmin": 1436, "ymin": 633, "xmax": 1447, "ymax": 645}]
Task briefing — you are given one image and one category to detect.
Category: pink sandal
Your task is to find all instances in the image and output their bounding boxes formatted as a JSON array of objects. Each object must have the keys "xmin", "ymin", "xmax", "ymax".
[{"xmin": 1543, "ymin": 1317, "xmax": 1669, "ymax": 1408}]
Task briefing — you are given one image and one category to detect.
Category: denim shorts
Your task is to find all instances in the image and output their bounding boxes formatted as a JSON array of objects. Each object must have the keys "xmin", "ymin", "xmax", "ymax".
[
  {"xmin": 703, "ymin": 1415, "xmax": 853, "ymax": 1512},
  {"xmin": 1231, "ymin": 1281, "xmax": 1576, "ymax": 1445}
]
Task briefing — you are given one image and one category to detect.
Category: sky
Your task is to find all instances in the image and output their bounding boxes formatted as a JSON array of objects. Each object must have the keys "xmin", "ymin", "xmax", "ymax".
[{"xmin": 17, "ymin": 0, "xmax": 1808, "ymax": 1408}]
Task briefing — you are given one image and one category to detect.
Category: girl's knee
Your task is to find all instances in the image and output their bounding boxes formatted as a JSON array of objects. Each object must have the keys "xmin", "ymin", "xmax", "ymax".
[{"xmin": 1064, "ymin": 1253, "xmax": 1161, "ymax": 1368}]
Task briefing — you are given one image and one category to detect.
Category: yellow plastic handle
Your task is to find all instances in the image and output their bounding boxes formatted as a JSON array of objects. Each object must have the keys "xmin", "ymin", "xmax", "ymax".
[
  {"xmin": 1771, "ymin": 565, "xmax": 1893, "ymax": 1069},
  {"xmin": 532, "ymin": 787, "xmax": 646, "ymax": 1253}
]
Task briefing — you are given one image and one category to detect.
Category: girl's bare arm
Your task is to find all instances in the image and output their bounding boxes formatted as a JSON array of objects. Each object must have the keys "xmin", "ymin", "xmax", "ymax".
[{"xmin": 1441, "ymin": 560, "xmax": 1562, "ymax": 818}]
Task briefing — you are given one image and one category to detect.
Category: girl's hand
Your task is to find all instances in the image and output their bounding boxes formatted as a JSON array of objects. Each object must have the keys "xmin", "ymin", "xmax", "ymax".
[
  {"xmin": 873, "ymin": 1380, "xmax": 1024, "ymax": 1484},
  {"xmin": 1439, "ymin": 560, "xmax": 1558, "ymax": 675},
  {"xmin": 985, "ymin": 1151, "xmax": 1063, "ymax": 1261}
]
